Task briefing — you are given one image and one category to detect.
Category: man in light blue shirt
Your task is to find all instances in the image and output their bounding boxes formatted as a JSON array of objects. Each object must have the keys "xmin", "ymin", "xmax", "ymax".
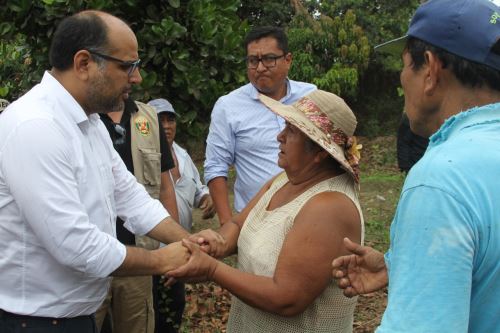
[
  {"xmin": 332, "ymin": 1, "xmax": 500, "ymax": 332},
  {"xmin": 204, "ymin": 26, "xmax": 316, "ymax": 224}
]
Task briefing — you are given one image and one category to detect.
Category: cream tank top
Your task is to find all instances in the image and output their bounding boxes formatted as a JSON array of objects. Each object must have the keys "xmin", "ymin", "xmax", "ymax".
[{"xmin": 226, "ymin": 172, "xmax": 364, "ymax": 333}]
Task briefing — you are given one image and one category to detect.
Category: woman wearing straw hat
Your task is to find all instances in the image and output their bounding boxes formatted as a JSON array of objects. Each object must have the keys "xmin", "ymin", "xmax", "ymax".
[{"xmin": 169, "ymin": 90, "xmax": 364, "ymax": 333}]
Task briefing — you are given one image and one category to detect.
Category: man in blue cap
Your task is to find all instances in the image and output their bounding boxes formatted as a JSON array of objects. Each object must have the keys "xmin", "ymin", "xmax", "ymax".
[{"xmin": 332, "ymin": 0, "xmax": 500, "ymax": 332}]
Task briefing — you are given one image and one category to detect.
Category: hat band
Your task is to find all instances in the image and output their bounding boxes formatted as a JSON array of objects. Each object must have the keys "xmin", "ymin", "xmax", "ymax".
[{"xmin": 295, "ymin": 96, "xmax": 361, "ymax": 181}]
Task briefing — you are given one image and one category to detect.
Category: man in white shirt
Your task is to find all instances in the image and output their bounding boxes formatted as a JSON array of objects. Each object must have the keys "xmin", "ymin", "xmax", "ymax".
[
  {"xmin": 149, "ymin": 98, "xmax": 215, "ymax": 231},
  {"xmin": 148, "ymin": 98, "xmax": 216, "ymax": 333},
  {"xmin": 0, "ymin": 10, "xmax": 222, "ymax": 333}
]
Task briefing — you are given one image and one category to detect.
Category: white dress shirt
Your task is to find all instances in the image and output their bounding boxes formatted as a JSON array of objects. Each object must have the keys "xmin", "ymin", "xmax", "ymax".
[
  {"xmin": 0, "ymin": 72, "xmax": 168, "ymax": 317},
  {"xmin": 172, "ymin": 142, "xmax": 209, "ymax": 231}
]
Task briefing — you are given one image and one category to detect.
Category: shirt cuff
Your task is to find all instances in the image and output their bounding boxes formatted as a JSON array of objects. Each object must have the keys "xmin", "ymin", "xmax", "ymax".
[{"xmin": 85, "ymin": 235, "xmax": 127, "ymax": 278}]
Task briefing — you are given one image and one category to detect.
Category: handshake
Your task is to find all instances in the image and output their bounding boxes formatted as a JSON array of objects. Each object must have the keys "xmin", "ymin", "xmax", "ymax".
[{"xmin": 154, "ymin": 229, "xmax": 226, "ymax": 284}]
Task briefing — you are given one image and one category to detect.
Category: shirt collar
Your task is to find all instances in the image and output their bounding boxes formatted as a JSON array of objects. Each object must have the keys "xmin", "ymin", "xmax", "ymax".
[
  {"xmin": 42, "ymin": 71, "xmax": 90, "ymax": 126},
  {"xmin": 249, "ymin": 78, "xmax": 292, "ymax": 102},
  {"xmin": 429, "ymin": 102, "xmax": 500, "ymax": 145}
]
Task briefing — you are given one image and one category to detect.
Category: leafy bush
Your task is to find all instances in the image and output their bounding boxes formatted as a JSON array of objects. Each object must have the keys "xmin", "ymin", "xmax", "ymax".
[
  {"xmin": 0, "ymin": 0, "xmax": 248, "ymax": 144},
  {"xmin": 0, "ymin": 34, "xmax": 39, "ymax": 100},
  {"xmin": 287, "ymin": 7, "xmax": 370, "ymax": 98}
]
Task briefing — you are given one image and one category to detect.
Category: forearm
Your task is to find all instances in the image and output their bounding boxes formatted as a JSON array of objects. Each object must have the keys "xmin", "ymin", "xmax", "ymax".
[
  {"xmin": 211, "ymin": 262, "xmax": 301, "ymax": 316},
  {"xmin": 147, "ymin": 217, "xmax": 190, "ymax": 244},
  {"xmin": 216, "ymin": 220, "xmax": 241, "ymax": 257},
  {"xmin": 112, "ymin": 246, "xmax": 161, "ymax": 276},
  {"xmin": 113, "ymin": 241, "xmax": 188, "ymax": 276},
  {"xmin": 208, "ymin": 177, "xmax": 233, "ymax": 225},
  {"xmin": 160, "ymin": 171, "xmax": 179, "ymax": 223}
]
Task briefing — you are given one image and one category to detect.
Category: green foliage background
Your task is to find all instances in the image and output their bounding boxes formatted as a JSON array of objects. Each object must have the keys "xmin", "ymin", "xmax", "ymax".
[
  {"xmin": 0, "ymin": 0, "xmax": 248, "ymax": 144},
  {"xmin": 0, "ymin": 0, "xmax": 421, "ymax": 141}
]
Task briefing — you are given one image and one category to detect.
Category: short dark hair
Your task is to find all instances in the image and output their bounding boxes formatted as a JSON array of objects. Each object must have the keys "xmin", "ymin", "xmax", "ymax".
[
  {"xmin": 304, "ymin": 136, "xmax": 320, "ymax": 153},
  {"xmin": 406, "ymin": 37, "xmax": 500, "ymax": 91},
  {"xmin": 304, "ymin": 137, "xmax": 343, "ymax": 172},
  {"xmin": 49, "ymin": 12, "xmax": 109, "ymax": 71},
  {"xmin": 244, "ymin": 26, "xmax": 289, "ymax": 54}
]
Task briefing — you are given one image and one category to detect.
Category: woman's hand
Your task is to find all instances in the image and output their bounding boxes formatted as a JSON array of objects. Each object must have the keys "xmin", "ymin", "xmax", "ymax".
[
  {"xmin": 188, "ymin": 229, "xmax": 226, "ymax": 258},
  {"xmin": 167, "ymin": 239, "xmax": 220, "ymax": 283}
]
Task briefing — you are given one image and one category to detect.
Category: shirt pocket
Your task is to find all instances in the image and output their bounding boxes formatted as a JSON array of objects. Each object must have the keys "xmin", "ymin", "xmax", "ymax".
[
  {"xmin": 140, "ymin": 148, "xmax": 161, "ymax": 186},
  {"xmin": 98, "ymin": 163, "xmax": 115, "ymax": 197}
]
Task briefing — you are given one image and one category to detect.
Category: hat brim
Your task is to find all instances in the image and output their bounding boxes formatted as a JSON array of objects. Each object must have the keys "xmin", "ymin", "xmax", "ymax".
[
  {"xmin": 374, "ymin": 35, "xmax": 408, "ymax": 56},
  {"xmin": 157, "ymin": 110, "xmax": 177, "ymax": 116},
  {"xmin": 259, "ymin": 94, "xmax": 356, "ymax": 180}
]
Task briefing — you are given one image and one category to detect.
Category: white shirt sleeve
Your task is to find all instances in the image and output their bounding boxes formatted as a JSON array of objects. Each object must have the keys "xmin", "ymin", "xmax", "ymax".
[
  {"xmin": 1, "ymin": 118, "xmax": 125, "ymax": 278},
  {"xmin": 106, "ymin": 137, "xmax": 168, "ymax": 236}
]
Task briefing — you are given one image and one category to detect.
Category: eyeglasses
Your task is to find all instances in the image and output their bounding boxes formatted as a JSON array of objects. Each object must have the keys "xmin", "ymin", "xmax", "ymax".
[
  {"xmin": 113, "ymin": 123, "xmax": 127, "ymax": 145},
  {"xmin": 87, "ymin": 50, "xmax": 141, "ymax": 76},
  {"xmin": 245, "ymin": 54, "xmax": 285, "ymax": 69}
]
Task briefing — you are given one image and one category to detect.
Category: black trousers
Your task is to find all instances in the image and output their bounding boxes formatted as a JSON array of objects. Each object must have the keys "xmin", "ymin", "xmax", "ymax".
[
  {"xmin": 0, "ymin": 309, "xmax": 97, "ymax": 333},
  {"xmin": 152, "ymin": 277, "xmax": 186, "ymax": 333}
]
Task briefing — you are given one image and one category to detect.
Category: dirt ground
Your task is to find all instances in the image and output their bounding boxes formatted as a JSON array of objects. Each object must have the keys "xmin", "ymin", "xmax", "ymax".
[{"xmin": 178, "ymin": 136, "xmax": 403, "ymax": 332}]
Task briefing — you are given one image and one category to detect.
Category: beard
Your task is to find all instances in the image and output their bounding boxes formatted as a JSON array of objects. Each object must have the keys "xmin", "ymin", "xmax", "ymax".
[{"xmin": 84, "ymin": 72, "xmax": 125, "ymax": 114}]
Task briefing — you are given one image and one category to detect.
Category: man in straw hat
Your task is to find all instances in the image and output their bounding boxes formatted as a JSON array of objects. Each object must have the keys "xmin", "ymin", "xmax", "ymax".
[
  {"xmin": 168, "ymin": 89, "xmax": 364, "ymax": 333},
  {"xmin": 332, "ymin": 0, "xmax": 500, "ymax": 332}
]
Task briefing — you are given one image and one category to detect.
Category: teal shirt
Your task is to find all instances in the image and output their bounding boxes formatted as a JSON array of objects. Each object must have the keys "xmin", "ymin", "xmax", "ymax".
[{"xmin": 378, "ymin": 104, "xmax": 500, "ymax": 333}]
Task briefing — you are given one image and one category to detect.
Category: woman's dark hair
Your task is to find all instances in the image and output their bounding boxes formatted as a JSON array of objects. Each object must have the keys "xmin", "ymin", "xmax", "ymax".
[
  {"xmin": 406, "ymin": 37, "xmax": 500, "ymax": 91},
  {"xmin": 244, "ymin": 26, "xmax": 289, "ymax": 54},
  {"xmin": 304, "ymin": 137, "xmax": 343, "ymax": 172},
  {"xmin": 49, "ymin": 12, "xmax": 109, "ymax": 71}
]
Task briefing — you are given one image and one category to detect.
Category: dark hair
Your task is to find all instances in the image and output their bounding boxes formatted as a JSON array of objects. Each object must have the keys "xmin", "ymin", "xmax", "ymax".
[
  {"xmin": 406, "ymin": 37, "xmax": 500, "ymax": 91},
  {"xmin": 304, "ymin": 136, "xmax": 320, "ymax": 153},
  {"xmin": 304, "ymin": 137, "xmax": 343, "ymax": 172},
  {"xmin": 49, "ymin": 12, "xmax": 109, "ymax": 71},
  {"xmin": 244, "ymin": 26, "xmax": 289, "ymax": 54}
]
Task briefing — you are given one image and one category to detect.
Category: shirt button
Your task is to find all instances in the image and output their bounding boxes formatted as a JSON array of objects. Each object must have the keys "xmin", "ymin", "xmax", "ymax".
[
  {"xmin": 21, "ymin": 322, "xmax": 27, "ymax": 327},
  {"xmin": 52, "ymin": 319, "xmax": 58, "ymax": 325}
]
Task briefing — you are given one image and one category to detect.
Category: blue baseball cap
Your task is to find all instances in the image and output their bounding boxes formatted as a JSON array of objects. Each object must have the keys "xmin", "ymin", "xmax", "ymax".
[
  {"xmin": 147, "ymin": 98, "xmax": 177, "ymax": 116},
  {"xmin": 375, "ymin": 0, "xmax": 500, "ymax": 71}
]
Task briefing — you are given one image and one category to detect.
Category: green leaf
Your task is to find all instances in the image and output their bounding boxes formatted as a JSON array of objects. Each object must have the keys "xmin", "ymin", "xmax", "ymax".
[
  {"xmin": 0, "ymin": 23, "xmax": 12, "ymax": 36},
  {"xmin": 0, "ymin": 86, "xmax": 9, "ymax": 97},
  {"xmin": 168, "ymin": 0, "xmax": 180, "ymax": 8}
]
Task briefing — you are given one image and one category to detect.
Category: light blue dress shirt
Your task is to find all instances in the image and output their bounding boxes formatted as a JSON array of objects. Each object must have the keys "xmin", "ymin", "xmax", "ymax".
[
  {"xmin": 378, "ymin": 104, "xmax": 500, "ymax": 333},
  {"xmin": 204, "ymin": 80, "xmax": 316, "ymax": 212}
]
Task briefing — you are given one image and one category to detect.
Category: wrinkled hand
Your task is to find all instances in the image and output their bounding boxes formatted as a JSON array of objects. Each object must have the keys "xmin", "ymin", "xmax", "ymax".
[
  {"xmin": 188, "ymin": 228, "xmax": 226, "ymax": 258},
  {"xmin": 154, "ymin": 241, "xmax": 190, "ymax": 275},
  {"xmin": 199, "ymin": 195, "xmax": 216, "ymax": 220},
  {"xmin": 167, "ymin": 239, "xmax": 219, "ymax": 283},
  {"xmin": 332, "ymin": 238, "xmax": 388, "ymax": 298}
]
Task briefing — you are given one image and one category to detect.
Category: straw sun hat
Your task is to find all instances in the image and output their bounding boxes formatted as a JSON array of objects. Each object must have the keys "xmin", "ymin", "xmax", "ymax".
[{"xmin": 259, "ymin": 90, "xmax": 361, "ymax": 182}]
